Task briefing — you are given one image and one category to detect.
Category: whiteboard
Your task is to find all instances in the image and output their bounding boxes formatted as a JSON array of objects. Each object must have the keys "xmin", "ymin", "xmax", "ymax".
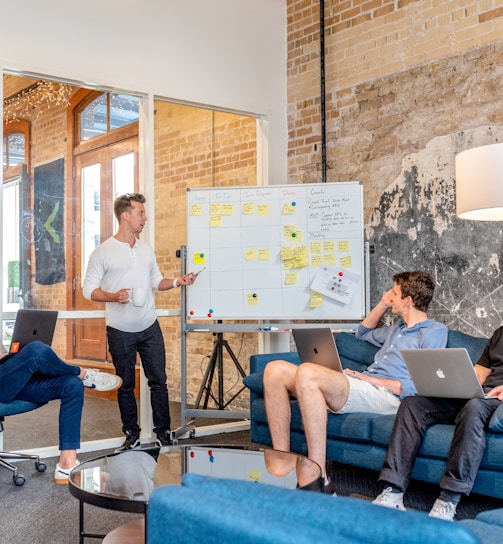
[{"xmin": 186, "ymin": 182, "xmax": 365, "ymax": 320}]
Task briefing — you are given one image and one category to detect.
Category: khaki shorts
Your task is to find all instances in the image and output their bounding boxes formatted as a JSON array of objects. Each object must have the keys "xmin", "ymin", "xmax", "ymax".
[{"xmin": 330, "ymin": 375, "xmax": 401, "ymax": 415}]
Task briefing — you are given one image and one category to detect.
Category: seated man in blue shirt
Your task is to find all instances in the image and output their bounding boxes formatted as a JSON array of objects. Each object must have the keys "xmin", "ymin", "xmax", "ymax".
[
  {"xmin": 0, "ymin": 340, "xmax": 121, "ymax": 483},
  {"xmin": 263, "ymin": 270, "xmax": 448, "ymax": 494}
]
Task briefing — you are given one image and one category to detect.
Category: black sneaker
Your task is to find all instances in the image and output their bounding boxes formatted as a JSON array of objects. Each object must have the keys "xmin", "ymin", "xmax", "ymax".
[
  {"xmin": 155, "ymin": 429, "xmax": 172, "ymax": 448},
  {"xmin": 115, "ymin": 430, "xmax": 140, "ymax": 452}
]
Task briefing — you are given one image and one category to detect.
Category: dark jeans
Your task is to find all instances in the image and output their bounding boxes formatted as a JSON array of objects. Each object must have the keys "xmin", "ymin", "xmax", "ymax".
[
  {"xmin": 379, "ymin": 395, "xmax": 501, "ymax": 495},
  {"xmin": 0, "ymin": 341, "xmax": 83, "ymax": 451},
  {"xmin": 107, "ymin": 320, "xmax": 170, "ymax": 436}
]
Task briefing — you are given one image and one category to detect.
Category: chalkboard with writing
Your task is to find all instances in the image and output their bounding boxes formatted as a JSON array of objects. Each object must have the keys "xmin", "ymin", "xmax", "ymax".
[{"xmin": 186, "ymin": 182, "xmax": 365, "ymax": 320}]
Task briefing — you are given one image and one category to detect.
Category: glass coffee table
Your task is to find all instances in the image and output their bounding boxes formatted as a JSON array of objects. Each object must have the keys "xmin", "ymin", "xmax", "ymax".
[{"xmin": 68, "ymin": 445, "xmax": 321, "ymax": 543}]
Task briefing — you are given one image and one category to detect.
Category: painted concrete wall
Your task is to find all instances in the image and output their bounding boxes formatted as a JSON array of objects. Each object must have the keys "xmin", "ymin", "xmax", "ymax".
[{"xmin": 0, "ymin": 0, "xmax": 287, "ymax": 185}]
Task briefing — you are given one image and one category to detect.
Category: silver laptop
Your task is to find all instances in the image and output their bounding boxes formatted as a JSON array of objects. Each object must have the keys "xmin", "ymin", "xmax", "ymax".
[
  {"xmin": 6, "ymin": 309, "xmax": 58, "ymax": 357},
  {"xmin": 292, "ymin": 328, "xmax": 343, "ymax": 371},
  {"xmin": 401, "ymin": 348, "xmax": 490, "ymax": 399}
]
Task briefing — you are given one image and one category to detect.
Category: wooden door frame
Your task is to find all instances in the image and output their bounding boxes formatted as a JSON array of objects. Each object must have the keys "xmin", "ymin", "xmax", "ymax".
[{"xmin": 65, "ymin": 88, "xmax": 139, "ymax": 361}]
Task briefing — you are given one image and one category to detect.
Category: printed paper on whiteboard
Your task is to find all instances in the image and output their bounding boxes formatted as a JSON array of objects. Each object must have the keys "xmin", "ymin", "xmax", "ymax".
[{"xmin": 310, "ymin": 266, "xmax": 361, "ymax": 305}]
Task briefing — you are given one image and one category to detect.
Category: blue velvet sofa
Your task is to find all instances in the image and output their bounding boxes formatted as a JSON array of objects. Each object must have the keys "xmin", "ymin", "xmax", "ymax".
[
  {"xmin": 147, "ymin": 473, "xmax": 503, "ymax": 543},
  {"xmin": 243, "ymin": 330, "xmax": 503, "ymax": 500}
]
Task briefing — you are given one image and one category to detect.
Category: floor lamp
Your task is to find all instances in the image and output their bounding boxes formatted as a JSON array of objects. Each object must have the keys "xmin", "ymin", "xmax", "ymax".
[{"xmin": 456, "ymin": 142, "xmax": 503, "ymax": 221}]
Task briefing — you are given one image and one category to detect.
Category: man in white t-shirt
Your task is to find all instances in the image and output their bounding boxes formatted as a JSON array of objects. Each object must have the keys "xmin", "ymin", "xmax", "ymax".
[{"xmin": 83, "ymin": 193, "xmax": 196, "ymax": 451}]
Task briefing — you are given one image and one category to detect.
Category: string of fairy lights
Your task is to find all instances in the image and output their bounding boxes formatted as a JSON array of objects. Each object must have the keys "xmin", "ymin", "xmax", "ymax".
[{"xmin": 3, "ymin": 80, "xmax": 74, "ymax": 123}]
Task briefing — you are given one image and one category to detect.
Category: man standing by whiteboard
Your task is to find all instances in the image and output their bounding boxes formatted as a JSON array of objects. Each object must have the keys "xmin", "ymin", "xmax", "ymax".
[
  {"xmin": 83, "ymin": 192, "xmax": 196, "ymax": 451},
  {"xmin": 263, "ymin": 270, "xmax": 447, "ymax": 494}
]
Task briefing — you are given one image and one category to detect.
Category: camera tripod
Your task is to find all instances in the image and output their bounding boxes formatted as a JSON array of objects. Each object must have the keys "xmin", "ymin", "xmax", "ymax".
[{"xmin": 194, "ymin": 330, "xmax": 247, "ymax": 410}]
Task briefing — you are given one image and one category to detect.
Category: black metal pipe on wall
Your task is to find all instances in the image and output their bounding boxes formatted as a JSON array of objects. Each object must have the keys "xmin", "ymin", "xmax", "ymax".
[{"xmin": 320, "ymin": 0, "xmax": 327, "ymax": 183}]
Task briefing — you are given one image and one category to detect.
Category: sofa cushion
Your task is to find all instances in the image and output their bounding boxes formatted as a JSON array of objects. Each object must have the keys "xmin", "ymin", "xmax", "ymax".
[
  {"xmin": 446, "ymin": 330, "xmax": 488, "ymax": 362},
  {"xmin": 488, "ymin": 404, "xmax": 503, "ymax": 433},
  {"xmin": 371, "ymin": 417, "xmax": 457, "ymax": 460},
  {"xmin": 336, "ymin": 332, "xmax": 378, "ymax": 371},
  {"xmin": 327, "ymin": 412, "xmax": 379, "ymax": 443},
  {"xmin": 171, "ymin": 473, "xmax": 479, "ymax": 544},
  {"xmin": 459, "ymin": 519, "xmax": 502, "ymax": 544},
  {"xmin": 479, "ymin": 431, "xmax": 503, "ymax": 469},
  {"xmin": 473, "ymin": 507, "xmax": 503, "ymax": 527}
]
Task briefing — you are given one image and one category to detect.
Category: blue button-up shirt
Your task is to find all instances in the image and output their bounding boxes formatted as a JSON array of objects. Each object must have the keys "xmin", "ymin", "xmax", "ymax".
[{"xmin": 355, "ymin": 320, "xmax": 448, "ymax": 398}]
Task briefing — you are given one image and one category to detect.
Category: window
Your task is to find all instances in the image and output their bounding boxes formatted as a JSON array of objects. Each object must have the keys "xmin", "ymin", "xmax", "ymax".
[
  {"xmin": 2, "ymin": 120, "xmax": 30, "ymax": 172},
  {"xmin": 79, "ymin": 92, "xmax": 139, "ymax": 142}
]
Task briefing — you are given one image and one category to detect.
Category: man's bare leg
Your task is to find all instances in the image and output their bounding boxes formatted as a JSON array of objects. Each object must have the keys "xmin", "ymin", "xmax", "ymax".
[
  {"xmin": 295, "ymin": 363, "xmax": 350, "ymax": 482},
  {"xmin": 263, "ymin": 360, "xmax": 299, "ymax": 474}
]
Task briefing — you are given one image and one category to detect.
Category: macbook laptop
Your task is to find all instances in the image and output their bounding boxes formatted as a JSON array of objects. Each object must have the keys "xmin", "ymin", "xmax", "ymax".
[
  {"xmin": 401, "ymin": 348, "xmax": 491, "ymax": 399},
  {"xmin": 292, "ymin": 328, "xmax": 343, "ymax": 372},
  {"xmin": 2, "ymin": 309, "xmax": 58, "ymax": 363}
]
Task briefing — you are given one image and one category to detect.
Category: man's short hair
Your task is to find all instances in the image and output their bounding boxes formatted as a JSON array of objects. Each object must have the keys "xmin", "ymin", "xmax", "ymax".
[
  {"xmin": 113, "ymin": 193, "xmax": 146, "ymax": 222},
  {"xmin": 392, "ymin": 270, "xmax": 435, "ymax": 312}
]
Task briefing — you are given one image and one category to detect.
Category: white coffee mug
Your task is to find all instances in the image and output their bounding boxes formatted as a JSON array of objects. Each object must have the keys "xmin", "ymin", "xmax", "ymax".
[{"xmin": 129, "ymin": 287, "xmax": 147, "ymax": 307}]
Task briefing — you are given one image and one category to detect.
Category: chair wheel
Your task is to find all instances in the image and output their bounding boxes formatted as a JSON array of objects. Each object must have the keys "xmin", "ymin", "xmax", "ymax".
[
  {"xmin": 36, "ymin": 461, "xmax": 46, "ymax": 472},
  {"xmin": 13, "ymin": 474, "xmax": 25, "ymax": 486}
]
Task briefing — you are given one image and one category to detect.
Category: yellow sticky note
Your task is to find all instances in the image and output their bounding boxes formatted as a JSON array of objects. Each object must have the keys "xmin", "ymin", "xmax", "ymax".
[
  {"xmin": 248, "ymin": 470, "xmax": 261, "ymax": 482},
  {"xmin": 283, "ymin": 225, "xmax": 296, "ymax": 238},
  {"xmin": 323, "ymin": 240, "xmax": 335, "ymax": 252},
  {"xmin": 247, "ymin": 293, "xmax": 259, "ymax": 306},
  {"xmin": 338, "ymin": 240, "xmax": 350, "ymax": 252},
  {"xmin": 257, "ymin": 204, "xmax": 269, "ymax": 216},
  {"xmin": 210, "ymin": 203, "xmax": 223, "ymax": 215},
  {"xmin": 258, "ymin": 249, "xmax": 270, "ymax": 261},
  {"xmin": 340, "ymin": 256, "xmax": 353, "ymax": 268},
  {"xmin": 295, "ymin": 260, "xmax": 308, "ymax": 269},
  {"xmin": 282, "ymin": 259, "xmax": 296, "ymax": 270},
  {"xmin": 324, "ymin": 253, "xmax": 336, "ymax": 266},
  {"xmin": 310, "ymin": 241, "xmax": 322, "ymax": 254},
  {"xmin": 193, "ymin": 253, "xmax": 205, "ymax": 265},
  {"xmin": 243, "ymin": 202, "xmax": 254, "ymax": 215},
  {"xmin": 280, "ymin": 246, "xmax": 294, "ymax": 260},
  {"xmin": 323, "ymin": 240, "xmax": 335, "ymax": 253},
  {"xmin": 210, "ymin": 215, "xmax": 222, "ymax": 227},
  {"xmin": 285, "ymin": 272, "xmax": 298, "ymax": 285},
  {"xmin": 310, "ymin": 291, "xmax": 323, "ymax": 308},
  {"xmin": 245, "ymin": 248, "xmax": 257, "ymax": 261},
  {"xmin": 282, "ymin": 203, "xmax": 296, "ymax": 215},
  {"xmin": 311, "ymin": 254, "xmax": 323, "ymax": 267},
  {"xmin": 294, "ymin": 245, "xmax": 308, "ymax": 259},
  {"xmin": 190, "ymin": 204, "xmax": 203, "ymax": 216},
  {"xmin": 222, "ymin": 203, "xmax": 234, "ymax": 216}
]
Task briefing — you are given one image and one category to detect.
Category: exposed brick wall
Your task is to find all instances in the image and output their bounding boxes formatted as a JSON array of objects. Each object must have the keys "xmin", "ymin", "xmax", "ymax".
[
  {"xmin": 154, "ymin": 102, "xmax": 258, "ymax": 406},
  {"xmin": 287, "ymin": 0, "xmax": 503, "ymax": 220},
  {"xmin": 287, "ymin": 0, "xmax": 503, "ymax": 332}
]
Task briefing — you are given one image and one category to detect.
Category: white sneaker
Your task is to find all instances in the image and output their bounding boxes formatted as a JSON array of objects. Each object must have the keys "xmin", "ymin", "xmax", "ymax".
[
  {"xmin": 83, "ymin": 369, "xmax": 122, "ymax": 391},
  {"xmin": 429, "ymin": 498, "xmax": 456, "ymax": 521},
  {"xmin": 54, "ymin": 460, "xmax": 80, "ymax": 484},
  {"xmin": 372, "ymin": 487, "xmax": 406, "ymax": 511}
]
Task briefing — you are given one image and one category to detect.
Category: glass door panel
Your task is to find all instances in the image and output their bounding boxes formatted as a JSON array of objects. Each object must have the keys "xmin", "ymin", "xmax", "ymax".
[{"xmin": 81, "ymin": 163, "xmax": 101, "ymax": 279}]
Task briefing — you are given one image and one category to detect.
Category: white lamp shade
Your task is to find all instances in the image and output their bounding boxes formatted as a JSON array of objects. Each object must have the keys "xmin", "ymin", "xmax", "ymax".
[{"xmin": 456, "ymin": 143, "xmax": 503, "ymax": 221}]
